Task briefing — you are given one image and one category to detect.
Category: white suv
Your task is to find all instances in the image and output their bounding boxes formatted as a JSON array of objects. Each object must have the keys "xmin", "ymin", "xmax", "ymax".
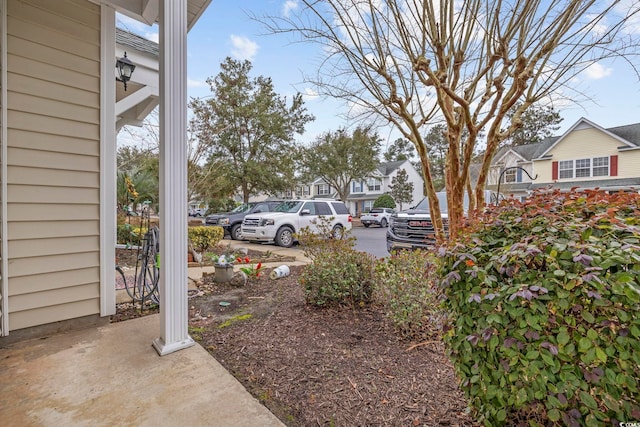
[{"xmin": 241, "ymin": 200, "xmax": 353, "ymax": 247}]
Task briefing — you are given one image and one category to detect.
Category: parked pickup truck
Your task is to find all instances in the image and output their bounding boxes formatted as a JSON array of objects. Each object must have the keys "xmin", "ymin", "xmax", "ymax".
[
  {"xmin": 386, "ymin": 190, "xmax": 499, "ymax": 251},
  {"xmin": 360, "ymin": 207, "xmax": 395, "ymax": 228}
]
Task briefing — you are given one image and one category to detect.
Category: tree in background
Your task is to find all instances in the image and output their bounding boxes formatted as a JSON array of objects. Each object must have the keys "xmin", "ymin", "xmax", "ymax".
[
  {"xmin": 423, "ymin": 125, "xmax": 448, "ymax": 191},
  {"xmin": 190, "ymin": 58, "xmax": 314, "ymax": 203},
  {"xmin": 383, "ymin": 138, "xmax": 415, "ymax": 162},
  {"xmin": 300, "ymin": 126, "xmax": 381, "ymax": 201},
  {"xmin": 116, "ymin": 146, "xmax": 159, "ymax": 213},
  {"xmin": 373, "ymin": 194, "xmax": 395, "ymax": 209},
  {"xmin": 264, "ymin": 0, "xmax": 639, "ymax": 242},
  {"xmin": 502, "ymin": 103, "xmax": 563, "ymax": 147},
  {"xmin": 388, "ymin": 169, "xmax": 414, "ymax": 210},
  {"xmin": 119, "ymin": 110, "xmax": 236, "ymax": 211}
]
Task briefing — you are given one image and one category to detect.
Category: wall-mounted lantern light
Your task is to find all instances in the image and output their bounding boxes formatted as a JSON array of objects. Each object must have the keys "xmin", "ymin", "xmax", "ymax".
[{"xmin": 116, "ymin": 52, "xmax": 136, "ymax": 91}]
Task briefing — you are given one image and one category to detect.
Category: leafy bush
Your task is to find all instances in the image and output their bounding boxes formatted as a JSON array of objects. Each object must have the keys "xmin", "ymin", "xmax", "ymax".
[
  {"xmin": 296, "ymin": 216, "xmax": 356, "ymax": 260},
  {"xmin": 117, "ymin": 223, "xmax": 148, "ymax": 246},
  {"xmin": 438, "ymin": 189, "xmax": 640, "ymax": 425},
  {"xmin": 373, "ymin": 194, "xmax": 396, "ymax": 209},
  {"xmin": 188, "ymin": 226, "xmax": 224, "ymax": 253},
  {"xmin": 298, "ymin": 219, "xmax": 374, "ymax": 308},
  {"xmin": 300, "ymin": 248, "xmax": 376, "ymax": 308},
  {"xmin": 374, "ymin": 249, "xmax": 445, "ymax": 340}
]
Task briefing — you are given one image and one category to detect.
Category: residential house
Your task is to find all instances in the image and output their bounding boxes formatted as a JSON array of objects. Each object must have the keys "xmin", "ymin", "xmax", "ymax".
[
  {"xmin": 0, "ymin": 0, "xmax": 212, "ymax": 357},
  {"xmin": 487, "ymin": 118, "xmax": 640, "ymax": 200},
  {"xmin": 347, "ymin": 160, "xmax": 424, "ymax": 215}
]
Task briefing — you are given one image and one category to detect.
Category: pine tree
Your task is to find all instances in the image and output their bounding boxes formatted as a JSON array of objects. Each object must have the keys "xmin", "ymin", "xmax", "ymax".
[{"xmin": 389, "ymin": 169, "xmax": 414, "ymax": 210}]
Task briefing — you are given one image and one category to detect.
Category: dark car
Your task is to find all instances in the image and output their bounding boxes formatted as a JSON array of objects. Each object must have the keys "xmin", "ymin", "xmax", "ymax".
[{"xmin": 205, "ymin": 200, "xmax": 283, "ymax": 240}]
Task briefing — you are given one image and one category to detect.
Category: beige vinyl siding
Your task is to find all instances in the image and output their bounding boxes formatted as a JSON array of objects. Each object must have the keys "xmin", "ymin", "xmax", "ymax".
[
  {"xmin": 618, "ymin": 150, "xmax": 640, "ymax": 178},
  {"xmin": 6, "ymin": 0, "xmax": 101, "ymax": 331},
  {"xmin": 536, "ymin": 127, "xmax": 622, "ymax": 183}
]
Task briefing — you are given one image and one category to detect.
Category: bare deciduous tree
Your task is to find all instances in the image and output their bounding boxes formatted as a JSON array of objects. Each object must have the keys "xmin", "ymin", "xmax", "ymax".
[{"xmin": 261, "ymin": 0, "xmax": 640, "ymax": 241}]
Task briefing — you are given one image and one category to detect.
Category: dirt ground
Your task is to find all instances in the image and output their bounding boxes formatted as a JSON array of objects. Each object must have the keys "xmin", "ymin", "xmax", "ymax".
[{"xmin": 113, "ymin": 248, "xmax": 477, "ymax": 426}]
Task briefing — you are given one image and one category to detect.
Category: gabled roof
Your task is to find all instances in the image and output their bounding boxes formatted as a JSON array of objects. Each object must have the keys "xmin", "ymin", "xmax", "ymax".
[
  {"xmin": 492, "ymin": 137, "xmax": 559, "ymax": 165},
  {"xmin": 377, "ymin": 160, "xmax": 406, "ymax": 176},
  {"xmin": 536, "ymin": 117, "xmax": 640, "ymax": 158},
  {"xmin": 605, "ymin": 123, "xmax": 640, "ymax": 147},
  {"xmin": 116, "ymin": 28, "xmax": 159, "ymax": 56},
  {"xmin": 492, "ymin": 118, "xmax": 640, "ymax": 164}
]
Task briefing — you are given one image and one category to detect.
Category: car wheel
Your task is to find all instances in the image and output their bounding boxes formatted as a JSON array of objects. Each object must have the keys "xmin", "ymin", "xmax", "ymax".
[
  {"xmin": 275, "ymin": 226, "xmax": 294, "ymax": 248},
  {"xmin": 230, "ymin": 224, "xmax": 242, "ymax": 240},
  {"xmin": 380, "ymin": 218, "xmax": 388, "ymax": 228},
  {"xmin": 363, "ymin": 223, "xmax": 370, "ymax": 228},
  {"xmin": 332, "ymin": 225, "xmax": 344, "ymax": 240}
]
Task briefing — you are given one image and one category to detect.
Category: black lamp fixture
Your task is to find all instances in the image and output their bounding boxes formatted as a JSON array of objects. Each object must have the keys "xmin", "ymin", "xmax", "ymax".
[
  {"xmin": 496, "ymin": 166, "xmax": 538, "ymax": 205},
  {"xmin": 116, "ymin": 52, "xmax": 136, "ymax": 91}
]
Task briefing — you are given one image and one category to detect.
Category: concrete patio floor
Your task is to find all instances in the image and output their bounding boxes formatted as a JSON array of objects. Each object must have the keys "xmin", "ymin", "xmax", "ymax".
[
  {"xmin": 0, "ymin": 314, "xmax": 284, "ymax": 427},
  {"xmin": 0, "ymin": 240, "xmax": 309, "ymax": 426}
]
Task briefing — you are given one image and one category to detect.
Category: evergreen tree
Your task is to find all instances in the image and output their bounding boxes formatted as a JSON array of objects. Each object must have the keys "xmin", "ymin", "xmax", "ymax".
[{"xmin": 388, "ymin": 168, "xmax": 414, "ymax": 210}]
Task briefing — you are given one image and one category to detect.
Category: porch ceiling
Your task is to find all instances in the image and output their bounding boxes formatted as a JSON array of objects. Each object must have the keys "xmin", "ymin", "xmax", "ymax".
[{"xmin": 101, "ymin": 0, "xmax": 211, "ymax": 30}]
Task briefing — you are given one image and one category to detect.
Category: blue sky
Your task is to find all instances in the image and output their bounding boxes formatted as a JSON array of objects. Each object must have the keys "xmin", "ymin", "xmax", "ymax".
[{"xmin": 117, "ymin": 1, "xmax": 640, "ymax": 147}]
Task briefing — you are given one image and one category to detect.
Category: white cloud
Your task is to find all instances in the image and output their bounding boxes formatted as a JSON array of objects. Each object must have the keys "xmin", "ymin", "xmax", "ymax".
[
  {"xmin": 584, "ymin": 62, "xmax": 613, "ymax": 80},
  {"xmin": 283, "ymin": 0, "xmax": 299, "ymax": 18},
  {"xmin": 146, "ymin": 31, "xmax": 159, "ymax": 43},
  {"xmin": 229, "ymin": 35, "xmax": 259, "ymax": 61},
  {"xmin": 187, "ymin": 78, "xmax": 207, "ymax": 88},
  {"xmin": 302, "ymin": 87, "xmax": 319, "ymax": 100}
]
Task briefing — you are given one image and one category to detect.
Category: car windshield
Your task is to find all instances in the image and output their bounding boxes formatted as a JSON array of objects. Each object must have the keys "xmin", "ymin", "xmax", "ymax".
[
  {"xmin": 231, "ymin": 203, "xmax": 253, "ymax": 213},
  {"xmin": 275, "ymin": 201, "xmax": 303, "ymax": 213},
  {"xmin": 414, "ymin": 192, "xmax": 471, "ymax": 213}
]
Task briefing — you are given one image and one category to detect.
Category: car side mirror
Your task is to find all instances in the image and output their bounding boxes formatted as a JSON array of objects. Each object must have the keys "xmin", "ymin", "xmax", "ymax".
[{"xmin": 300, "ymin": 209, "xmax": 311, "ymax": 216}]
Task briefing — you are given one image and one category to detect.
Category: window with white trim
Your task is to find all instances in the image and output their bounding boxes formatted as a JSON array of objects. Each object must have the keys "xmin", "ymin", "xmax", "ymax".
[
  {"xmin": 575, "ymin": 159, "xmax": 590, "ymax": 178},
  {"xmin": 352, "ymin": 181, "xmax": 364, "ymax": 192},
  {"xmin": 558, "ymin": 157, "xmax": 611, "ymax": 179},
  {"xmin": 317, "ymin": 184, "xmax": 330, "ymax": 195},
  {"xmin": 593, "ymin": 157, "xmax": 609, "ymax": 176},
  {"xmin": 367, "ymin": 178, "xmax": 382, "ymax": 191},
  {"xmin": 559, "ymin": 160, "xmax": 574, "ymax": 179},
  {"xmin": 503, "ymin": 168, "xmax": 517, "ymax": 183}
]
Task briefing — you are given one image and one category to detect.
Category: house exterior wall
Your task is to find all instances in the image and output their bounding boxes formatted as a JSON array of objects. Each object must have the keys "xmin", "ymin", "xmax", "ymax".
[
  {"xmin": 5, "ymin": 0, "xmax": 101, "ymax": 330},
  {"xmin": 618, "ymin": 150, "xmax": 640, "ymax": 178},
  {"xmin": 536, "ymin": 127, "xmax": 622, "ymax": 184}
]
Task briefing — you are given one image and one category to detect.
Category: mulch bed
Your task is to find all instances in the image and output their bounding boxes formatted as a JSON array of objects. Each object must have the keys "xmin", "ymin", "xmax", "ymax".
[{"xmin": 113, "ymin": 247, "xmax": 478, "ymax": 426}]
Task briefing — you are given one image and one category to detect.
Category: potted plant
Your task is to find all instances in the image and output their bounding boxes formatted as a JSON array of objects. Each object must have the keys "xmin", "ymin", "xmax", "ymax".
[{"xmin": 212, "ymin": 253, "xmax": 235, "ymax": 283}]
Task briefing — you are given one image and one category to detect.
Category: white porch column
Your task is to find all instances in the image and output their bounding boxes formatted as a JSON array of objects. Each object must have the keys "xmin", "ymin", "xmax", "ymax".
[{"xmin": 152, "ymin": 0, "xmax": 194, "ymax": 356}]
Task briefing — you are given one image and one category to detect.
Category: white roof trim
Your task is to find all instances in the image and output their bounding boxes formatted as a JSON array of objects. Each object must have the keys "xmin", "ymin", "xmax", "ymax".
[
  {"xmin": 537, "ymin": 117, "xmax": 637, "ymax": 158},
  {"xmin": 493, "ymin": 148, "xmax": 528, "ymax": 165}
]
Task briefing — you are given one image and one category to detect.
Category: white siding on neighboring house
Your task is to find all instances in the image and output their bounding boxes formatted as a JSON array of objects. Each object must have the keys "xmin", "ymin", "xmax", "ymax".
[{"xmin": 4, "ymin": 0, "xmax": 101, "ymax": 330}]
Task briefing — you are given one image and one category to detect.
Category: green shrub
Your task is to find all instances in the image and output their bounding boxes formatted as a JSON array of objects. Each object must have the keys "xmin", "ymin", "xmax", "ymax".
[
  {"xmin": 438, "ymin": 189, "xmax": 640, "ymax": 425},
  {"xmin": 374, "ymin": 249, "xmax": 444, "ymax": 340},
  {"xmin": 373, "ymin": 194, "xmax": 396, "ymax": 209},
  {"xmin": 188, "ymin": 226, "xmax": 224, "ymax": 253},
  {"xmin": 300, "ymin": 248, "xmax": 376, "ymax": 308},
  {"xmin": 117, "ymin": 223, "xmax": 148, "ymax": 246},
  {"xmin": 296, "ymin": 216, "xmax": 356, "ymax": 260}
]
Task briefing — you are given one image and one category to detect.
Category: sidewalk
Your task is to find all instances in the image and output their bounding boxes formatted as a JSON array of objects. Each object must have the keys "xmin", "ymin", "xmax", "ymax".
[{"xmin": 0, "ymin": 314, "xmax": 284, "ymax": 427}]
